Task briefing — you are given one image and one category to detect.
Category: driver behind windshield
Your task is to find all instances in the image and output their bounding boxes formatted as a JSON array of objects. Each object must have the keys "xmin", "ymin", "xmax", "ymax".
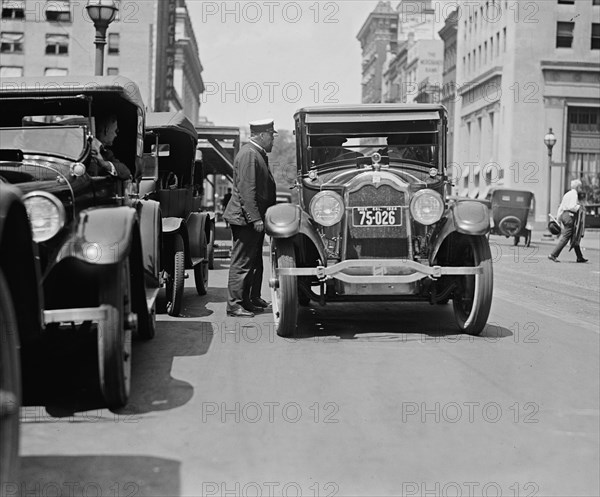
[
  {"xmin": 89, "ymin": 114, "xmax": 131, "ymax": 180},
  {"xmin": 312, "ymin": 130, "xmax": 362, "ymax": 165},
  {"xmin": 385, "ymin": 134, "xmax": 433, "ymax": 163}
]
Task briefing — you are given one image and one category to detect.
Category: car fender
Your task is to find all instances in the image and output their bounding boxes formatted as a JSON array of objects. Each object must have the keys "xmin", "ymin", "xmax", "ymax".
[
  {"xmin": 266, "ymin": 204, "xmax": 327, "ymax": 264},
  {"xmin": 451, "ymin": 200, "xmax": 490, "ymax": 235},
  {"xmin": 187, "ymin": 212, "xmax": 211, "ymax": 264},
  {"xmin": 265, "ymin": 203, "xmax": 301, "ymax": 238},
  {"xmin": 137, "ymin": 199, "xmax": 161, "ymax": 282},
  {"xmin": 162, "ymin": 216, "xmax": 185, "ymax": 234},
  {"xmin": 429, "ymin": 201, "xmax": 490, "ymax": 263},
  {"xmin": 0, "ymin": 184, "xmax": 43, "ymax": 344},
  {"xmin": 56, "ymin": 206, "xmax": 138, "ymax": 265}
]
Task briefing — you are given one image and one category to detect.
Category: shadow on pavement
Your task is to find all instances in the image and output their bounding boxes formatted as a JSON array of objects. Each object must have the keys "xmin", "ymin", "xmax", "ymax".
[
  {"xmin": 14, "ymin": 455, "xmax": 180, "ymax": 497},
  {"xmin": 21, "ymin": 315, "xmax": 213, "ymax": 416},
  {"xmin": 293, "ymin": 301, "xmax": 513, "ymax": 342}
]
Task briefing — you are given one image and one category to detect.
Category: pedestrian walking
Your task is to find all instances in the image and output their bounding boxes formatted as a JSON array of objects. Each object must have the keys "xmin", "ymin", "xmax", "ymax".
[
  {"xmin": 224, "ymin": 119, "xmax": 277, "ymax": 317},
  {"xmin": 221, "ymin": 188, "xmax": 232, "ymax": 211},
  {"xmin": 548, "ymin": 179, "xmax": 588, "ymax": 263}
]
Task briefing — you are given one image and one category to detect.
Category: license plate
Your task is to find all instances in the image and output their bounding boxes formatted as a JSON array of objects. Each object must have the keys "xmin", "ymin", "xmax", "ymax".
[{"xmin": 352, "ymin": 206, "xmax": 402, "ymax": 226}]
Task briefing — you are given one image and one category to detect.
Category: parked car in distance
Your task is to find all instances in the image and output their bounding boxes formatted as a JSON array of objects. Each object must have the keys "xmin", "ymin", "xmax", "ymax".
[
  {"xmin": 142, "ymin": 111, "xmax": 214, "ymax": 315},
  {"xmin": 486, "ymin": 188, "xmax": 535, "ymax": 247},
  {"xmin": 265, "ymin": 104, "xmax": 493, "ymax": 337},
  {"xmin": 0, "ymin": 182, "xmax": 42, "ymax": 487},
  {"xmin": 0, "ymin": 76, "xmax": 161, "ymax": 408}
]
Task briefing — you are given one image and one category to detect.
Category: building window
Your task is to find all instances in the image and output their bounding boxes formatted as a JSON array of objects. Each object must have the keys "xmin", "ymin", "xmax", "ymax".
[
  {"xmin": 556, "ymin": 21, "xmax": 575, "ymax": 47},
  {"xmin": 45, "ymin": 0, "xmax": 71, "ymax": 22},
  {"xmin": 44, "ymin": 67, "xmax": 68, "ymax": 76},
  {"xmin": 107, "ymin": 33, "xmax": 119, "ymax": 55},
  {"xmin": 0, "ymin": 65, "xmax": 23, "ymax": 77},
  {"xmin": 592, "ymin": 23, "xmax": 600, "ymax": 49},
  {"xmin": 1, "ymin": 0, "xmax": 25, "ymax": 19},
  {"xmin": 45, "ymin": 34, "xmax": 69, "ymax": 55},
  {"xmin": 0, "ymin": 31, "xmax": 23, "ymax": 53},
  {"xmin": 107, "ymin": 67, "xmax": 119, "ymax": 75}
]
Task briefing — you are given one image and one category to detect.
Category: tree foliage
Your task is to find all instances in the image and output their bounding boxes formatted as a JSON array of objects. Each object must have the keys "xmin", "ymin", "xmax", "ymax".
[{"xmin": 269, "ymin": 128, "xmax": 297, "ymax": 192}]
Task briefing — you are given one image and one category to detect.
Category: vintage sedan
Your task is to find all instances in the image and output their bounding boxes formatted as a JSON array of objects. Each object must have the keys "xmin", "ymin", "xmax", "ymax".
[
  {"xmin": 0, "ymin": 183, "xmax": 42, "ymax": 487},
  {"xmin": 266, "ymin": 104, "xmax": 493, "ymax": 337},
  {"xmin": 0, "ymin": 76, "xmax": 161, "ymax": 408},
  {"xmin": 487, "ymin": 188, "xmax": 535, "ymax": 247},
  {"xmin": 143, "ymin": 111, "xmax": 214, "ymax": 315}
]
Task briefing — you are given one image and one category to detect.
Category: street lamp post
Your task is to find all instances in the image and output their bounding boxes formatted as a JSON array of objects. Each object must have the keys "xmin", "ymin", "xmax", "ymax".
[
  {"xmin": 544, "ymin": 128, "xmax": 557, "ymax": 229},
  {"xmin": 86, "ymin": 0, "xmax": 118, "ymax": 76}
]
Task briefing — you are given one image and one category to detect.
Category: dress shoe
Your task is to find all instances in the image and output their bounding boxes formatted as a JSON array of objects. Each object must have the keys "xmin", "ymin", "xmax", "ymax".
[
  {"xmin": 548, "ymin": 255, "xmax": 560, "ymax": 262},
  {"xmin": 577, "ymin": 258, "xmax": 588, "ymax": 263},
  {"xmin": 251, "ymin": 297, "xmax": 270, "ymax": 308},
  {"xmin": 226, "ymin": 307, "xmax": 254, "ymax": 318},
  {"xmin": 242, "ymin": 302, "xmax": 264, "ymax": 313}
]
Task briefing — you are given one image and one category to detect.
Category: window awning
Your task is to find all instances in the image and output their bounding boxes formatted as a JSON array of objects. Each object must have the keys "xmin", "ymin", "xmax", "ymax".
[
  {"xmin": 2, "ymin": 1, "xmax": 25, "ymax": 8},
  {"xmin": 1, "ymin": 32, "xmax": 24, "ymax": 43},
  {"xmin": 46, "ymin": 34, "xmax": 68, "ymax": 44},
  {"xmin": 45, "ymin": 0, "xmax": 70, "ymax": 11}
]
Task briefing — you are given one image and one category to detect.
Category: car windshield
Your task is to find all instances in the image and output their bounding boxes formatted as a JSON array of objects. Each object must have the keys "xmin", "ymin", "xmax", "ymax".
[
  {"xmin": 307, "ymin": 120, "xmax": 440, "ymax": 170},
  {"xmin": 0, "ymin": 126, "xmax": 88, "ymax": 161}
]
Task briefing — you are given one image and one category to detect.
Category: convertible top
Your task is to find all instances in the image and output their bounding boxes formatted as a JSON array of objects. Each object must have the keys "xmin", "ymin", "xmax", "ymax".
[
  {"xmin": 146, "ymin": 111, "xmax": 198, "ymax": 142},
  {"xmin": 0, "ymin": 75, "xmax": 145, "ymax": 110}
]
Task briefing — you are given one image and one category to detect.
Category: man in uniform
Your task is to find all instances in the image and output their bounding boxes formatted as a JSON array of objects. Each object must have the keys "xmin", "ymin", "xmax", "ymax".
[{"xmin": 224, "ymin": 119, "xmax": 277, "ymax": 317}]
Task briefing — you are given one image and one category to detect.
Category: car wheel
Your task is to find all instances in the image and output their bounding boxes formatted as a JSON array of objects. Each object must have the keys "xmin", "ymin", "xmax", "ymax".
[
  {"xmin": 452, "ymin": 236, "xmax": 493, "ymax": 336},
  {"xmin": 525, "ymin": 230, "xmax": 532, "ymax": 247},
  {"xmin": 270, "ymin": 239, "xmax": 298, "ymax": 337},
  {"xmin": 194, "ymin": 261, "xmax": 209, "ymax": 296},
  {"xmin": 98, "ymin": 259, "xmax": 132, "ymax": 409},
  {"xmin": 166, "ymin": 236, "xmax": 185, "ymax": 316},
  {"xmin": 0, "ymin": 269, "xmax": 21, "ymax": 488}
]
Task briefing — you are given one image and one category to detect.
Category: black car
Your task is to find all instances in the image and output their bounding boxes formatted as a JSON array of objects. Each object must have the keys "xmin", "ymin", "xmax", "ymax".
[
  {"xmin": 0, "ymin": 182, "xmax": 42, "ymax": 486},
  {"xmin": 143, "ymin": 111, "xmax": 214, "ymax": 315},
  {"xmin": 266, "ymin": 104, "xmax": 493, "ymax": 337},
  {"xmin": 487, "ymin": 188, "xmax": 535, "ymax": 247},
  {"xmin": 0, "ymin": 76, "xmax": 161, "ymax": 408}
]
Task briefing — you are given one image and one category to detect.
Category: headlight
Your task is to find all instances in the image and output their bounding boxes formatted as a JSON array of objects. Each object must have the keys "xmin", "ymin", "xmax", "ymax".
[
  {"xmin": 310, "ymin": 191, "xmax": 344, "ymax": 227},
  {"xmin": 23, "ymin": 192, "xmax": 66, "ymax": 242},
  {"xmin": 410, "ymin": 189, "xmax": 444, "ymax": 225}
]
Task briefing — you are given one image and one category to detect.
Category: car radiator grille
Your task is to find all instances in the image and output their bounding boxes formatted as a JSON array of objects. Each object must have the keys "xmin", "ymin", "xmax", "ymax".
[{"xmin": 345, "ymin": 184, "xmax": 409, "ymax": 259}]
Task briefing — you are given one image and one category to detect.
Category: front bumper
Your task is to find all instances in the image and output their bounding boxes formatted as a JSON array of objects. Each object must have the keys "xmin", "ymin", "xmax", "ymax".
[{"xmin": 275, "ymin": 259, "xmax": 482, "ymax": 285}]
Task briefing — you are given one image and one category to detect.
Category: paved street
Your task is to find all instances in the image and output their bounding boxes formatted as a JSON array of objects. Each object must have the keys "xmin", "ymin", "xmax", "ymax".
[{"xmin": 15, "ymin": 235, "xmax": 600, "ymax": 497}]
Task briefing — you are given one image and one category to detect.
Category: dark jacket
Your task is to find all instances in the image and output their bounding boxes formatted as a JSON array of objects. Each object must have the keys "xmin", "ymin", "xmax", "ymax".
[
  {"xmin": 89, "ymin": 147, "xmax": 131, "ymax": 181},
  {"xmin": 224, "ymin": 142, "xmax": 276, "ymax": 226}
]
